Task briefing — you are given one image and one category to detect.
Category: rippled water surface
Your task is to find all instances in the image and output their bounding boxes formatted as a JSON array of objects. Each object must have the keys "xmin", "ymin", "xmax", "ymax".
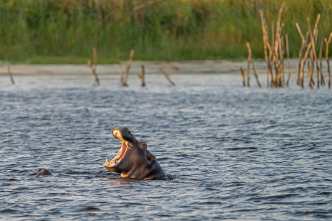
[{"xmin": 1, "ymin": 74, "xmax": 331, "ymax": 220}]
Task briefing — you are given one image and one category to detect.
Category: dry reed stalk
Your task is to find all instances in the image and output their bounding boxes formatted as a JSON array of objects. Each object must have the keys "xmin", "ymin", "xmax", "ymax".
[
  {"xmin": 272, "ymin": 32, "xmax": 284, "ymax": 87},
  {"xmin": 246, "ymin": 42, "xmax": 261, "ymax": 87},
  {"xmin": 140, "ymin": 65, "xmax": 145, "ymax": 87},
  {"xmin": 245, "ymin": 42, "xmax": 251, "ymax": 87},
  {"xmin": 87, "ymin": 47, "xmax": 100, "ymax": 86},
  {"xmin": 88, "ymin": 60, "xmax": 100, "ymax": 86},
  {"xmin": 274, "ymin": 2, "xmax": 285, "ymax": 59},
  {"xmin": 118, "ymin": 64, "xmax": 124, "ymax": 84},
  {"xmin": 93, "ymin": 47, "xmax": 97, "ymax": 66},
  {"xmin": 159, "ymin": 68, "xmax": 175, "ymax": 86},
  {"xmin": 239, "ymin": 67, "xmax": 246, "ymax": 87},
  {"xmin": 260, "ymin": 10, "xmax": 275, "ymax": 86},
  {"xmin": 251, "ymin": 60, "xmax": 262, "ymax": 88},
  {"xmin": 308, "ymin": 51, "xmax": 314, "ymax": 88},
  {"xmin": 325, "ymin": 33, "xmax": 332, "ymax": 88},
  {"xmin": 318, "ymin": 39, "xmax": 325, "ymax": 86},
  {"xmin": 271, "ymin": 20, "xmax": 277, "ymax": 85},
  {"xmin": 276, "ymin": 2, "xmax": 285, "ymax": 44},
  {"xmin": 271, "ymin": 21, "xmax": 275, "ymax": 50},
  {"xmin": 286, "ymin": 34, "xmax": 291, "ymax": 86},
  {"xmin": 296, "ymin": 23, "xmax": 307, "ymax": 86},
  {"xmin": 259, "ymin": 10, "xmax": 272, "ymax": 86},
  {"xmin": 312, "ymin": 14, "xmax": 321, "ymax": 42},
  {"xmin": 268, "ymin": 51, "xmax": 275, "ymax": 86},
  {"xmin": 259, "ymin": 3, "xmax": 286, "ymax": 88},
  {"xmin": 299, "ymin": 43, "xmax": 312, "ymax": 88},
  {"xmin": 298, "ymin": 14, "xmax": 320, "ymax": 88},
  {"xmin": 307, "ymin": 18, "xmax": 320, "ymax": 88},
  {"xmin": 123, "ymin": 49, "xmax": 135, "ymax": 86},
  {"xmin": 268, "ymin": 2, "xmax": 285, "ymax": 87},
  {"xmin": 279, "ymin": 35, "xmax": 285, "ymax": 85},
  {"xmin": 7, "ymin": 63, "xmax": 15, "ymax": 85}
]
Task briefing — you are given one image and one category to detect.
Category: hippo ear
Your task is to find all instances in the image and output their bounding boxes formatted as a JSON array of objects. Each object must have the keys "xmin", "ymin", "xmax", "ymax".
[{"xmin": 138, "ymin": 141, "xmax": 147, "ymax": 150}]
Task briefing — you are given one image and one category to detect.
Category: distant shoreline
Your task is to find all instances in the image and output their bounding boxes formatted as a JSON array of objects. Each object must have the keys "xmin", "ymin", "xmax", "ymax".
[{"xmin": 0, "ymin": 59, "xmax": 302, "ymax": 76}]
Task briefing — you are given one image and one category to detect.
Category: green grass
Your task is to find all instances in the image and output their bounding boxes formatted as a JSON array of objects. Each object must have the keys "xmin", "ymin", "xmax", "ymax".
[{"xmin": 0, "ymin": 0, "xmax": 331, "ymax": 64}]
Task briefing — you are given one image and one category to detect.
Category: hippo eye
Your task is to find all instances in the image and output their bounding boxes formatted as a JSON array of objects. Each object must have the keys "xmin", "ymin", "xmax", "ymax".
[{"xmin": 139, "ymin": 142, "xmax": 147, "ymax": 150}]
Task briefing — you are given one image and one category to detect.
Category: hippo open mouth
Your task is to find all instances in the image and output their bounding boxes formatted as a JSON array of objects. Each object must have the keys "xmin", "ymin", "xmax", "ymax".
[
  {"xmin": 104, "ymin": 129, "xmax": 128, "ymax": 169},
  {"xmin": 103, "ymin": 127, "xmax": 168, "ymax": 180}
]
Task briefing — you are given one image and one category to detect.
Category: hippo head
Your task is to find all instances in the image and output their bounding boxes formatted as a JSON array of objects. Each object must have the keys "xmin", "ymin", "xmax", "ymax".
[
  {"xmin": 30, "ymin": 168, "xmax": 52, "ymax": 176},
  {"xmin": 103, "ymin": 127, "xmax": 168, "ymax": 180}
]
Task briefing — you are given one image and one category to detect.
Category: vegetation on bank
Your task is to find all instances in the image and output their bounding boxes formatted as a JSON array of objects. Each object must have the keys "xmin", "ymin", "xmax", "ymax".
[{"xmin": 0, "ymin": 0, "xmax": 331, "ymax": 64}]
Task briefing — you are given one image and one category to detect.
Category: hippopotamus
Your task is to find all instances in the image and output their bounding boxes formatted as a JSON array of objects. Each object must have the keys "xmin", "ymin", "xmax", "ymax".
[
  {"xmin": 30, "ymin": 168, "xmax": 52, "ymax": 176},
  {"xmin": 103, "ymin": 127, "xmax": 168, "ymax": 180}
]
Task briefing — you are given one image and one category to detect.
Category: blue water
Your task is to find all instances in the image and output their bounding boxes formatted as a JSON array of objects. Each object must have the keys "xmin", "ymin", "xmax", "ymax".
[{"xmin": 1, "ymin": 74, "xmax": 331, "ymax": 220}]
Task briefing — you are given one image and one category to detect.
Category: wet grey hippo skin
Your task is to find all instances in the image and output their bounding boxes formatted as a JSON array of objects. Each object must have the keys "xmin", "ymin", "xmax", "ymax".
[
  {"xmin": 30, "ymin": 168, "xmax": 52, "ymax": 176},
  {"xmin": 104, "ymin": 127, "xmax": 168, "ymax": 180}
]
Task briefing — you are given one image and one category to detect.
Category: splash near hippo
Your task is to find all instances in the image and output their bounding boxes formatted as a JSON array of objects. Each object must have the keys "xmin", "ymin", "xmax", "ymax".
[{"xmin": 104, "ymin": 127, "xmax": 168, "ymax": 180}]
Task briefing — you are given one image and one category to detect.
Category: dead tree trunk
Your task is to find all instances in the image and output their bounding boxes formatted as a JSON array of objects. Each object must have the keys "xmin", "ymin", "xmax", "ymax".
[
  {"xmin": 159, "ymin": 68, "xmax": 175, "ymax": 86},
  {"xmin": 240, "ymin": 67, "xmax": 246, "ymax": 87},
  {"xmin": 123, "ymin": 49, "xmax": 135, "ymax": 86},
  {"xmin": 140, "ymin": 65, "xmax": 145, "ymax": 87},
  {"xmin": 246, "ymin": 42, "xmax": 261, "ymax": 87},
  {"xmin": 118, "ymin": 64, "xmax": 124, "ymax": 84},
  {"xmin": 7, "ymin": 63, "xmax": 15, "ymax": 85},
  {"xmin": 87, "ymin": 47, "xmax": 100, "ymax": 87}
]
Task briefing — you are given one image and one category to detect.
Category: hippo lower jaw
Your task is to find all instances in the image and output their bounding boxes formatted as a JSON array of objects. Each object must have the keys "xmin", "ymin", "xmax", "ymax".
[
  {"xmin": 103, "ymin": 158, "xmax": 117, "ymax": 172},
  {"xmin": 104, "ymin": 141, "xmax": 127, "ymax": 171}
]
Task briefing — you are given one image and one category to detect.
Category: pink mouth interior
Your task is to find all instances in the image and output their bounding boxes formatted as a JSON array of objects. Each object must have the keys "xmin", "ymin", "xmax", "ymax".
[{"xmin": 111, "ymin": 142, "xmax": 127, "ymax": 164}]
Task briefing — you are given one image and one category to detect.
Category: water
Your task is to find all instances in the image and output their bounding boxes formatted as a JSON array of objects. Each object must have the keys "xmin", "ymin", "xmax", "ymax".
[{"xmin": 1, "ymin": 73, "xmax": 331, "ymax": 220}]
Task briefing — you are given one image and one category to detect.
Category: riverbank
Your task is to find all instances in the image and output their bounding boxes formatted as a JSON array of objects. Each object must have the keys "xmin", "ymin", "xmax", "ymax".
[{"xmin": 0, "ymin": 59, "xmax": 302, "ymax": 75}]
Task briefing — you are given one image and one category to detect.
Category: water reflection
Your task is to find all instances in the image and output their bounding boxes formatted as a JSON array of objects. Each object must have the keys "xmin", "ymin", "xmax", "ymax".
[{"xmin": 107, "ymin": 177, "xmax": 131, "ymax": 186}]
